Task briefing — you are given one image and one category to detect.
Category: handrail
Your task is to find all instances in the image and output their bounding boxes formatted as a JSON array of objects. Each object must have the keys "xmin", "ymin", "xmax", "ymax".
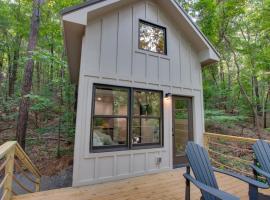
[
  {"xmin": 0, "ymin": 142, "xmax": 17, "ymax": 159},
  {"xmin": 15, "ymin": 144, "xmax": 41, "ymax": 178},
  {"xmin": 0, "ymin": 141, "xmax": 41, "ymax": 200},
  {"xmin": 203, "ymin": 132, "xmax": 270, "ymax": 178},
  {"xmin": 204, "ymin": 132, "xmax": 270, "ymax": 143}
]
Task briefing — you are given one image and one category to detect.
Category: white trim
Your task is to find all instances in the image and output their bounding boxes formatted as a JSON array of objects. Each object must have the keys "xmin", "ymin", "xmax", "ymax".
[{"xmin": 62, "ymin": 0, "xmax": 121, "ymax": 25}]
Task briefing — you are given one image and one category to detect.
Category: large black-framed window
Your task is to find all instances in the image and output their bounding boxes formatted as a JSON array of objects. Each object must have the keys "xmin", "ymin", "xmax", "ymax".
[
  {"xmin": 138, "ymin": 19, "xmax": 167, "ymax": 55},
  {"xmin": 90, "ymin": 84, "xmax": 163, "ymax": 152},
  {"xmin": 91, "ymin": 85, "xmax": 130, "ymax": 152}
]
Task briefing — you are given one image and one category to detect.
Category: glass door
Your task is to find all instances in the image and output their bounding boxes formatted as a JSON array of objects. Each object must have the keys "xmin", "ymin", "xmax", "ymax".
[{"xmin": 172, "ymin": 96, "xmax": 193, "ymax": 168}]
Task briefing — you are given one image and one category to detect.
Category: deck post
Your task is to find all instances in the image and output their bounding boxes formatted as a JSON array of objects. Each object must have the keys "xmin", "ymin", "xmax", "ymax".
[
  {"xmin": 35, "ymin": 177, "xmax": 41, "ymax": 192},
  {"xmin": 3, "ymin": 146, "xmax": 15, "ymax": 200},
  {"xmin": 203, "ymin": 134, "xmax": 209, "ymax": 151}
]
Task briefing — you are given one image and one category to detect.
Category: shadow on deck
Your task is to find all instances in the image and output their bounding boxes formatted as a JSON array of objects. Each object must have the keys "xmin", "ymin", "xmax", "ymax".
[{"xmin": 13, "ymin": 168, "xmax": 270, "ymax": 200}]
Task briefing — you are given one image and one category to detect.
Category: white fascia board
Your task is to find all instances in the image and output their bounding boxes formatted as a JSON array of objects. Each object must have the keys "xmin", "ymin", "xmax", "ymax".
[
  {"xmin": 62, "ymin": 0, "xmax": 121, "ymax": 25},
  {"xmin": 199, "ymin": 49, "xmax": 220, "ymax": 66}
]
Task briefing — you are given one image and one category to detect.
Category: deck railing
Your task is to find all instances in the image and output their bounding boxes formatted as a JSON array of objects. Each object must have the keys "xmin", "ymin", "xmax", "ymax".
[
  {"xmin": 204, "ymin": 132, "xmax": 269, "ymax": 177},
  {"xmin": 0, "ymin": 142, "xmax": 41, "ymax": 200}
]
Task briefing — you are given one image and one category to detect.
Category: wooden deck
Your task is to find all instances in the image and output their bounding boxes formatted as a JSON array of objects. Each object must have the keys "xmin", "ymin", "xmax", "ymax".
[{"xmin": 13, "ymin": 168, "xmax": 270, "ymax": 200}]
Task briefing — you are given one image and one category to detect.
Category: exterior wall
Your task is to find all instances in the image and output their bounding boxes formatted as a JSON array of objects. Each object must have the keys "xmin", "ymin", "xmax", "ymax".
[{"xmin": 73, "ymin": 0, "xmax": 205, "ymax": 186}]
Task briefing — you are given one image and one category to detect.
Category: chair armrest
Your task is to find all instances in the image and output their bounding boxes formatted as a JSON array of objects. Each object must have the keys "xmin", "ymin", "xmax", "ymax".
[
  {"xmin": 183, "ymin": 173, "xmax": 239, "ymax": 200},
  {"xmin": 251, "ymin": 164, "xmax": 270, "ymax": 179},
  {"xmin": 213, "ymin": 167, "xmax": 269, "ymax": 189}
]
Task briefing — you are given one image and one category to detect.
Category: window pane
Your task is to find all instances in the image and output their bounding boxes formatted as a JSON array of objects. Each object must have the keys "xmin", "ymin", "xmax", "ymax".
[
  {"xmin": 94, "ymin": 87, "xmax": 128, "ymax": 116},
  {"xmin": 133, "ymin": 90, "xmax": 161, "ymax": 117},
  {"xmin": 93, "ymin": 118, "xmax": 127, "ymax": 147},
  {"xmin": 174, "ymin": 99, "xmax": 189, "ymax": 156},
  {"xmin": 132, "ymin": 118, "xmax": 160, "ymax": 144},
  {"xmin": 139, "ymin": 21, "xmax": 166, "ymax": 54}
]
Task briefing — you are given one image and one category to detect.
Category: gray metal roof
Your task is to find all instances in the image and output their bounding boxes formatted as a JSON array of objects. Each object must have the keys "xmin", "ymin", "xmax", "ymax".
[{"xmin": 61, "ymin": 0, "xmax": 106, "ymax": 15}]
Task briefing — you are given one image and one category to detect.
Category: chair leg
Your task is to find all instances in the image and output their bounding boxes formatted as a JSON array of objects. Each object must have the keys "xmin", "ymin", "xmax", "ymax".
[
  {"xmin": 253, "ymin": 159, "xmax": 258, "ymax": 180},
  {"xmin": 248, "ymin": 184, "xmax": 258, "ymax": 200},
  {"xmin": 185, "ymin": 166, "xmax": 191, "ymax": 200}
]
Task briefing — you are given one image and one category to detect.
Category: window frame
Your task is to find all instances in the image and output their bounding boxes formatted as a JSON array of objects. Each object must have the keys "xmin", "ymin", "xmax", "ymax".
[
  {"xmin": 131, "ymin": 88, "xmax": 164, "ymax": 149},
  {"xmin": 138, "ymin": 19, "xmax": 167, "ymax": 55},
  {"xmin": 90, "ymin": 84, "xmax": 164, "ymax": 153},
  {"xmin": 90, "ymin": 84, "xmax": 131, "ymax": 153}
]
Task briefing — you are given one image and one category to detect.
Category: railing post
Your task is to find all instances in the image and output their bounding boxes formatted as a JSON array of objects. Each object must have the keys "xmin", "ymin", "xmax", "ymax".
[
  {"xmin": 204, "ymin": 133, "xmax": 210, "ymax": 151},
  {"xmin": 3, "ymin": 147, "xmax": 15, "ymax": 200},
  {"xmin": 35, "ymin": 178, "xmax": 41, "ymax": 192}
]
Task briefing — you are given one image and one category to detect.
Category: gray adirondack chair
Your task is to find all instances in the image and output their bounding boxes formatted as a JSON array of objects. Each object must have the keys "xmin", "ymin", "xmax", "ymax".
[
  {"xmin": 183, "ymin": 142, "xmax": 269, "ymax": 200},
  {"xmin": 252, "ymin": 140, "xmax": 270, "ymax": 187}
]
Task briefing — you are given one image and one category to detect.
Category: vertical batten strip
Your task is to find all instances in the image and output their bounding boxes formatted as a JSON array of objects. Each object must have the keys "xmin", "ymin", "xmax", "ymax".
[
  {"xmin": 98, "ymin": 19, "xmax": 103, "ymax": 73},
  {"xmin": 115, "ymin": 11, "xmax": 119, "ymax": 74}
]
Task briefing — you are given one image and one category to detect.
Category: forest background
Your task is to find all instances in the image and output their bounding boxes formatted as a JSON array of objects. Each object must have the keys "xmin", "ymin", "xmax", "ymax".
[{"xmin": 0, "ymin": 0, "xmax": 269, "ymax": 175}]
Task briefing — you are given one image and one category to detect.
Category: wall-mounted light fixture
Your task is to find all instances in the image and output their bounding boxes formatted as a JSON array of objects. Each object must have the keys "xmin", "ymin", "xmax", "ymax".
[{"xmin": 165, "ymin": 93, "xmax": 172, "ymax": 99}]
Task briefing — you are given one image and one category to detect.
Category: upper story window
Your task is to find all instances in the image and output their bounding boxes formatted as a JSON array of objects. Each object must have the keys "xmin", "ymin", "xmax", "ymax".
[{"xmin": 139, "ymin": 20, "xmax": 167, "ymax": 55}]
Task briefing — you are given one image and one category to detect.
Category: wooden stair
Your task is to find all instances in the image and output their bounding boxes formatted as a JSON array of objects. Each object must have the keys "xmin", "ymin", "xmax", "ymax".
[{"xmin": 0, "ymin": 142, "xmax": 41, "ymax": 200}]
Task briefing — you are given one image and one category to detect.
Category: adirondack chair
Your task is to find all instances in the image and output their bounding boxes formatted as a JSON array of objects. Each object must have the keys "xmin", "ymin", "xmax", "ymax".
[
  {"xmin": 252, "ymin": 140, "xmax": 270, "ymax": 187},
  {"xmin": 183, "ymin": 142, "xmax": 269, "ymax": 200}
]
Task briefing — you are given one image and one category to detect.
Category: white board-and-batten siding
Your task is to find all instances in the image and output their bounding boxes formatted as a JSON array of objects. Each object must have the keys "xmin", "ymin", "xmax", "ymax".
[{"xmin": 73, "ymin": 0, "xmax": 205, "ymax": 186}]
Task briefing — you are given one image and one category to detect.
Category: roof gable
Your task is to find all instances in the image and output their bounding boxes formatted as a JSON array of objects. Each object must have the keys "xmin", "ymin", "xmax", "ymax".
[{"xmin": 62, "ymin": 0, "xmax": 220, "ymax": 83}]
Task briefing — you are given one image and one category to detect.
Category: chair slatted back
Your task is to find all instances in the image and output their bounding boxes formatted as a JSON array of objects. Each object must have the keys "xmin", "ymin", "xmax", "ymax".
[
  {"xmin": 186, "ymin": 142, "xmax": 219, "ymax": 200},
  {"xmin": 253, "ymin": 140, "xmax": 270, "ymax": 184}
]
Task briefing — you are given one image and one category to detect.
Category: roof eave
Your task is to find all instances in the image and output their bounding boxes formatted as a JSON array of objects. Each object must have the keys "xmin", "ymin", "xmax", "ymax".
[
  {"xmin": 199, "ymin": 48, "xmax": 220, "ymax": 66},
  {"xmin": 62, "ymin": 21, "xmax": 85, "ymax": 83},
  {"xmin": 61, "ymin": 0, "xmax": 220, "ymax": 84}
]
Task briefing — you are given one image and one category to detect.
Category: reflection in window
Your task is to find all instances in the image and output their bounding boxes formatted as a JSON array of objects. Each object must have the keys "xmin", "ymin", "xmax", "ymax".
[
  {"xmin": 132, "ymin": 90, "xmax": 162, "ymax": 145},
  {"xmin": 133, "ymin": 90, "xmax": 161, "ymax": 117},
  {"xmin": 132, "ymin": 118, "xmax": 160, "ymax": 144},
  {"xmin": 174, "ymin": 99, "xmax": 189, "ymax": 156},
  {"xmin": 139, "ymin": 20, "xmax": 166, "ymax": 54},
  {"xmin": 93, "ymin": 118, "xmax": 127, "ymax": 147},
  {"xmin": 94, "ymin": 88, "xmax": 128, "ymax": 116},
  {"xmin": 92, "ymin": 86, "xmax": 129, "ymax": 149}
]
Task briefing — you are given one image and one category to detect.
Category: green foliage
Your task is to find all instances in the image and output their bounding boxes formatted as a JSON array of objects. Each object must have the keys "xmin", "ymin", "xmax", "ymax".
[
  {"xmin": 0, "ymin": 0, "xmax": 84, "ymax": 150},
  {"xmin": 179, "ymin": 0, "xmax": 270, "ymax": 130},
  {"xmin": 27, "ymin": 94, "xmax": 54, "ymax": 113},
  {"xmin": 205, "ymin": 109, "xmax": 247, "ymax": 125},
  {"xmin": 0, "ymin": 97, "xmax": 19, "ymax": 121}
]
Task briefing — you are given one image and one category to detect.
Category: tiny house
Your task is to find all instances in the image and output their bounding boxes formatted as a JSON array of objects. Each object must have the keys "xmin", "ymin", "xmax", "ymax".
[{"xmin": 61, "ymin": 0, "xmax": 219, "ymax": 187}]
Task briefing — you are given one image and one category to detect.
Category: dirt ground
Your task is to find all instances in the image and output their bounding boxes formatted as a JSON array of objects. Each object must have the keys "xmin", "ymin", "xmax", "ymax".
[
  {"xmin": 0, "ymin": 117, "xmax": 74, "ymax": 176},
  {"xmin": 206, "ymin": 121, "xmax": 270, "ymax": 140}
]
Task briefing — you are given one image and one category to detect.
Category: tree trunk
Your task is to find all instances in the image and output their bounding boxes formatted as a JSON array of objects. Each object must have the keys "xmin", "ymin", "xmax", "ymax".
[
  {"xmin": 264, "ymin": 86, "xmax": 270, "ymax": 128},
  {"xmin": 16, "ymin": 0, "xmax": 42, "ymax": 149},
  {"xmin": 50, "ymin": 43, "xmax": 54, "ymax": 82},
  {"xmin": 36, "ymin": 62, "xmax": 41, "ymax": 92},
  {"xmin": 0, "ymin": 55, "xmax": 3, "ymax": 71},
  {"xmin": 8, "ymin": 36, "xmax": 22, "ymax": 97}
]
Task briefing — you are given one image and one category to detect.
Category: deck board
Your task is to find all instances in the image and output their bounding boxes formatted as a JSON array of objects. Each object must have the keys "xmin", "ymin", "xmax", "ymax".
[{"xmin": 13, "ymin": 169, "xmax": 270, "ymax": 200}]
